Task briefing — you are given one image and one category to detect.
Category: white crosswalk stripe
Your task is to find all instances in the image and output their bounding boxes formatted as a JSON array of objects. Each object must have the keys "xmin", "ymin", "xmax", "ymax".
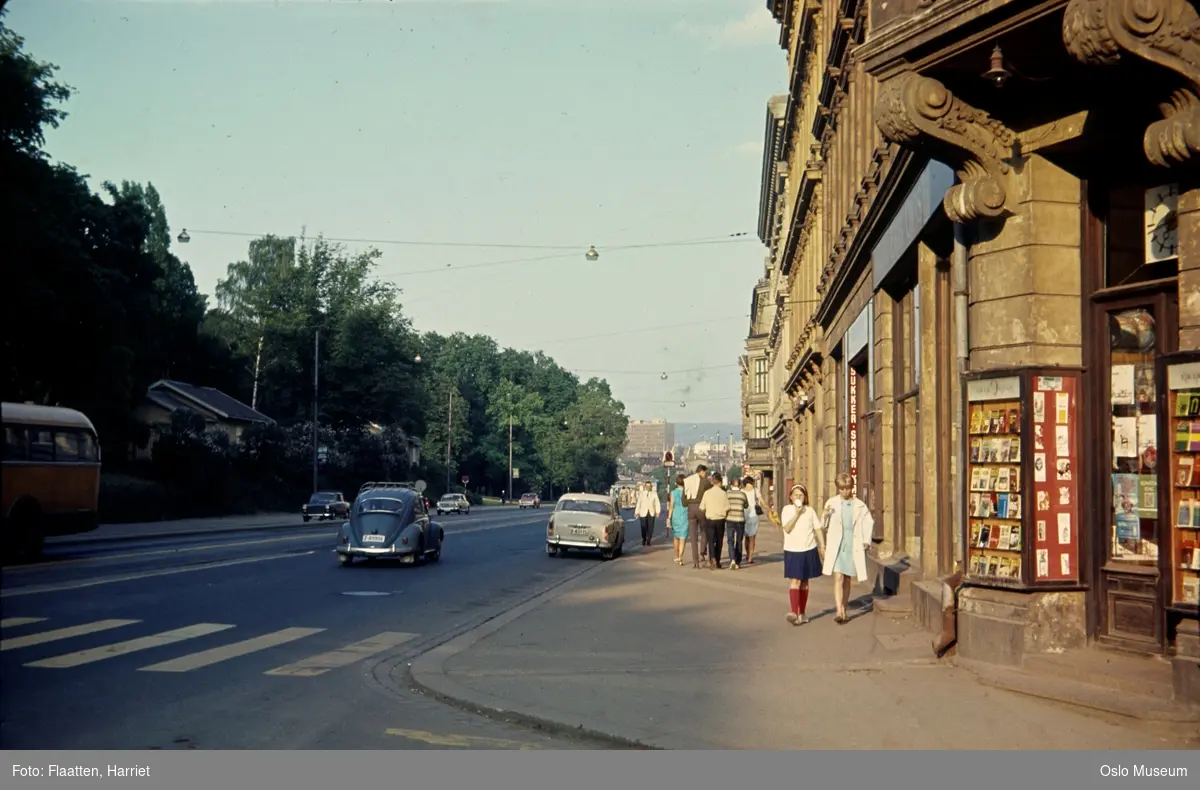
[
  {"xmin": 139, "ymin": 627, "xmax": 326, "ymax": 673},
  {"xmin": 2, "ymin": 616, "xmax": 419, "ymax": 677},
  {"xmin": 263, "ymin": 631, "xmax": 418, "ymax": 677},
  {"xmin": 1, "ymin": 618, "xmax": 140, "ymax": 652},
  {"xmin": 25, "ymin": 623, "xmax": 235, "ymax": 668}
]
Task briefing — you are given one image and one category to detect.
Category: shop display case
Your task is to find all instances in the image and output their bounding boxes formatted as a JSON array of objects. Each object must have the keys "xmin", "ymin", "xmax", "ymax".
[{"xmin": 963, "ymin": 369, "xmax": 1083, "ymax": 588}]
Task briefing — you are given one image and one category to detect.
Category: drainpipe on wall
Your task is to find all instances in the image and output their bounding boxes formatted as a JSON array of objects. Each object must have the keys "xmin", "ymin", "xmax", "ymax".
[
  {"xmin": 951, "ymin": 221, "xmax": 970, "ymax": 572},
  {"xmin": 935, "ymin": 220, "xmax": 970, "ymax": 659}
]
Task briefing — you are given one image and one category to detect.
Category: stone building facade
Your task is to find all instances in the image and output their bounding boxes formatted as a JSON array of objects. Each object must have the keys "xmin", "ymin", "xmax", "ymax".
[{"xmin": 746, "ymin": 0, "xmax": 1200, "ymax": 704}]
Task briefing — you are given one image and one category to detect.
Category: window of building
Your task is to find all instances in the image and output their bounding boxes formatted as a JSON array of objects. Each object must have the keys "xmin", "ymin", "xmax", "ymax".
[
  {"xmin": 753, "ymin": 413, "xmax": 768, "ymax": 439},
  {"xmin": 754, "ymin": 358, "xmax": 767, "ymax": 394}
]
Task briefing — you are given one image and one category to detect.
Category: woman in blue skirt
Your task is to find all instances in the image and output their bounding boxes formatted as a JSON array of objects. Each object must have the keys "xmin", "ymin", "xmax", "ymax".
[
  {"xmin": 667, "ymin": 473, "xmax": 689, "ymax": 565},
  {"xmin": 777, "ymin": 484, "xmax": 824, "ymax": 625}
]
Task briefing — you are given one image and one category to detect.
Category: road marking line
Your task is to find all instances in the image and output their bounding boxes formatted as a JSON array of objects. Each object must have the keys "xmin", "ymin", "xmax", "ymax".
[
  {"xmin": 138, "ymin": 626, "xmax": 326, "ymax": 673},
  {"xmin": 0, "ymin": 551, "xmax": 315, "ymax": 598},
  {"xmin": 1, "ymin": 619, "xmax": 139, "ymax": 651},
  {"xmin": 6, "ymin": 534, "xmax": 330, "ymax": 572},
  {"xmin": 24, "ymin": 623, "xmax": 235, "ymax": 668},
  {"xmin": 383, "ymin": 728, "xmax": 542, "ymax": 749},
  {"xmin": 0, "ymin": 617, "xmax": 47, "ymax": 628},
  {"xmin": 263, "ymin": 631, "xmax": 417, "ymax": 677}
]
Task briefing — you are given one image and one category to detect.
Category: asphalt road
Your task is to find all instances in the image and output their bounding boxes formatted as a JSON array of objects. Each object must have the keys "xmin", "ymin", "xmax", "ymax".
[{"xmin": 0, "ymin": 506, "xmax": 640, "ymax": 750}]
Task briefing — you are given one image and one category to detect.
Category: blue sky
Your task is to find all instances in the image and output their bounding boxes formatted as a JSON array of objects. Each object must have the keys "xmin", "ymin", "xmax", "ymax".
[{"xmin": 10, "ymin": 0, "xmax": 784, "ymax": 425}]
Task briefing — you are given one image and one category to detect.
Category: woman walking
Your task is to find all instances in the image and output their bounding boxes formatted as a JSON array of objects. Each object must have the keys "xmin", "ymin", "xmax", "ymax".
[
  {"xmin": 742, "ymin": 476, "xmax": 762, "ymax": 564},
  {"xmin": 778, "ymin": 484, "xmax": 824, "ymax": 625},
  {"xmin": 666, "ymin": 474, "xmax": 689, "ymax": 564},
  {"xmin": 635, "ymin": 481, "xmax": 661, "ymax": 546},
  {"xmin": 821, "ymin": 472, "xmax": 875, "ymax": 624}
]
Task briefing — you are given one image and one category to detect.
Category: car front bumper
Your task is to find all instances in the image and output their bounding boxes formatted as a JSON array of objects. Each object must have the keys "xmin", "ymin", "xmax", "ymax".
[
  {"xmin": 337, "ymin": 543, "xmax": 416, "ymax": 557},
  {"xmin": 547, "ymin": 535, "xmax": 616, "ymax": 550}
]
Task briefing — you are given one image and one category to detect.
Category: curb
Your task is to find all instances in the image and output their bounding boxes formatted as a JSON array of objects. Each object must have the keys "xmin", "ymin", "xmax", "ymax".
[
  {"xmin": 46, "ymin": 520, "xmax": 316, "ymax": 546},
  {"xmin": 407, "ymin": 536, "xmax": 671, "ymax": 750},
  {"xmin": 47, "ymin": 504, "xmax": 523, "ymax": 548}
]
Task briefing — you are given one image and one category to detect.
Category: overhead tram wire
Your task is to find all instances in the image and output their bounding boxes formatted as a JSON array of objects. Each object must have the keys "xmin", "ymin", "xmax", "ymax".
[{"xmin": 177, "ymin": 227, "xmax": 755, "ymax": 280}]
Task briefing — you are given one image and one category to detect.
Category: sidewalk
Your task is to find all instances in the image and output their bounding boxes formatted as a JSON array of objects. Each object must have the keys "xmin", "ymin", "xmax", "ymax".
[{"xmin": 412, "ymin": 519, "xmax": 1200, "ymax": 749}]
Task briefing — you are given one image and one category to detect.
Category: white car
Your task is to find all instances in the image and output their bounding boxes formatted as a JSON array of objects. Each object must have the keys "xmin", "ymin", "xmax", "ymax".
[
  {"xmin": 436, "ymin": 493, "xmax": 470, "ymax": 515},
  {"xmin": 545, "ymin": 493, "xmax": 626, "ymax": 561}
]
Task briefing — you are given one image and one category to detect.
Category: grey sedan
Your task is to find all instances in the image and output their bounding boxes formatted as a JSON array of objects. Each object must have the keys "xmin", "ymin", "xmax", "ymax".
[
  {"xmin": 337, "ymin": 483, "xmax": 444, "ymax": 566},
  {"xmin": 545, "ymin": 493, "xmax": 626, "ymax": 560}
]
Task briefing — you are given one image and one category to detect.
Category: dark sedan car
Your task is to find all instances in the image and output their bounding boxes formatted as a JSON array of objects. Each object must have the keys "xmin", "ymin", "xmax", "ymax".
[
  {"xmin": 303, "ymin": 491, "xmax": 349, "ymax": 521},
  {"xmin": 336, "ymin": 482, "xmax": 444, "ymax": 566}
]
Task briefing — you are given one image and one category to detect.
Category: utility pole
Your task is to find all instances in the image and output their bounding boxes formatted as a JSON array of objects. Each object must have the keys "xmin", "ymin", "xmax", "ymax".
[
  {"xmin": 508, "ymin": 413, "xmax": 514, "ymax": 503},
  {"xmin": 445, "ymin": 391, "xmax": 453, "ymax": 493},
  {"xmin": 311, "ymin": 328, "xmax": 319, "ymax": 493}
]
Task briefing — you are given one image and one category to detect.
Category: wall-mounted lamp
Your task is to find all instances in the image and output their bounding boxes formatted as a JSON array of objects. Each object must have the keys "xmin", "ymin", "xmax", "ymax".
[{"xmin": 983, "ymin": 44, "xmax": 1011, "ymax": 88}]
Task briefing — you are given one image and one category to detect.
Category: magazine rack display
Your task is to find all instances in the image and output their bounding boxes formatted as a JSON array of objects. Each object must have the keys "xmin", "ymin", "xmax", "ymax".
[
  {"xmin": 1164, "ymin": 355, "xmax": 1200, "ymax": 609},
  {"xmin": 964, "ymin": 369, "xmax": 1083, "ymax": 588}
]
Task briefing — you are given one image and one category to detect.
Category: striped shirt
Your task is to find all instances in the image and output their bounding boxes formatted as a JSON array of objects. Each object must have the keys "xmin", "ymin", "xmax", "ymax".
[{"xmin": 725, "ymin": 489, "xmax": 748, "ymax": 523}]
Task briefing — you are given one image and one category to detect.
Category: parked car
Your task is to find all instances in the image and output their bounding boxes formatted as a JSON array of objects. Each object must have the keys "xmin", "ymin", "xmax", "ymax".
[
  {"xmin": 303, "ymin": 491, "xmax": 349, "ymax": 521},
  {"xmin": 436, "ymin": 493, "xmax": 470, "ymax": 515},
  {"xmin": 518, "ymin": 492, "xmax": 541, "ymax": 509},
  {"xmin": 545, "ymin": 493, "xmax": 626, "ymax": 560},
  {"xmin": 336, "ymin": 481, "xmax": 443, "ymax": 566}
]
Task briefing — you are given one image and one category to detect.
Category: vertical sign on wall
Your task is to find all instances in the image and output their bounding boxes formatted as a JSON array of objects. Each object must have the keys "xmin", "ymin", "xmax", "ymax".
[{"xmin": 848, "ymin": 372, "xmax": 859, "ymax": 496}]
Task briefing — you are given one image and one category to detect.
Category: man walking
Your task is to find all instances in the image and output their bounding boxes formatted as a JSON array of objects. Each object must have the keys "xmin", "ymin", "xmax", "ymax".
[
  {"xmin": 635, "ymin": 481, "xmax": 660, "ymax": 545},
  {"xmin": 699, "ymin": 472, "xmax": 729, "ymax": 569},
  {"xmin": 682, "ymin": 464, "xmax": 711, "ymax": 569},
  {"xmin": 724, "ymin": 477, "xmax": 749, "ymax": 569}
]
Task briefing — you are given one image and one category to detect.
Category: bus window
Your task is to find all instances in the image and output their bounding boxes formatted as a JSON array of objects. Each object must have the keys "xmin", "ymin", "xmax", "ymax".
[
  {"xmin": 30, "ymin": 429, "xmax": 54, "ymax": 462},
  {"xmin": 4, "ymin": 425, "xmax": 28, "ymax": 460},
  {"xmin": 78, "ymin": 431, "xmax": 100, "ymax": 462},
  {"xmin": 55, "ymin": 430, "xmax": 81, "ymax": 462}
]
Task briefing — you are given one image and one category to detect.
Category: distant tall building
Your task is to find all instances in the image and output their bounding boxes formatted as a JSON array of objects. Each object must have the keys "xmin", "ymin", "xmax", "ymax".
[{"xmin": 623, "ymin": 419, "xmax": 675, "ymax": 458}]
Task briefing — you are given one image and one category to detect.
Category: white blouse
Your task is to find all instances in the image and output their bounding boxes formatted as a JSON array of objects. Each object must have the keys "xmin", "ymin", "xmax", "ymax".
[{"xmin": 779, "ymin": 504, "xmax": 821, "ymax": 553}]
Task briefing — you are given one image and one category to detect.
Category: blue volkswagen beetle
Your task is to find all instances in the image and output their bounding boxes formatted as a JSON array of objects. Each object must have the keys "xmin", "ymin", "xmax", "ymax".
[{"xmin": 336, "ymin": 481, "xmax": 444, "ymax": 566}]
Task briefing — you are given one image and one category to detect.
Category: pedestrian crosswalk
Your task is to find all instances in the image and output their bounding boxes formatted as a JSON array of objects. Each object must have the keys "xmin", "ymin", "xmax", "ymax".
[{"xmin": 0, "ymin": 615, "xmax": 419, "ymax": 677}]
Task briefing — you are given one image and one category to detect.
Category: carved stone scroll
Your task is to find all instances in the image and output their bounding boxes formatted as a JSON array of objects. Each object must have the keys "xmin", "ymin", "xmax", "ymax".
[
  {"xmin": 1063, "ymin": 0, "xmax": 1200, "ymax": 167},
  {"xmin": 874, "ymin": 71, "xmax": 1016, "ymax": 222}
]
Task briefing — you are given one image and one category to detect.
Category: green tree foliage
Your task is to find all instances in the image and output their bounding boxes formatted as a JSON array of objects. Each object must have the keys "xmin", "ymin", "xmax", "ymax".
[{"xmin": 2, "ymin": 13, "xmax": 630, "ymax": 518}]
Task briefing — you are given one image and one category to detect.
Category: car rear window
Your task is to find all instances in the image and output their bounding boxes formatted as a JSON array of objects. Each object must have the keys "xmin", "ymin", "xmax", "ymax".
[{"xmin": 556, "ymin": 499, "xmax": 612, "ymax": 515}]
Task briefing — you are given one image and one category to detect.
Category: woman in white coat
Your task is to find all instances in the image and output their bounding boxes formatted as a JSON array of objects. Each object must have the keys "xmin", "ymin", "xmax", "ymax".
[
  {"xmin": 635, "ymin": 481, "xmax": 661, "ymax": 546},
  {"xmin": 821, "ymin": 472, "xmax": 874, "ymax": 624}
]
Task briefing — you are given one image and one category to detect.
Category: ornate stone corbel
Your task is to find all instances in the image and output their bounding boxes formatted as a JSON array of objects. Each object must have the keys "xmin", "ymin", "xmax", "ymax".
[
  {"xmin": 1063, "ymin": 0, "xmax": 1200, "ymax": 167},
  {"xmin": 874, "ymin": 71, "xmax": 1016, "ymax": 222}
]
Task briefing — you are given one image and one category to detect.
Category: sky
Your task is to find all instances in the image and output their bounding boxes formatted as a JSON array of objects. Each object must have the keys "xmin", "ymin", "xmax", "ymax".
[{"xmin": 9, "ymin": 0, "xmax": 785, "ymax": 426}]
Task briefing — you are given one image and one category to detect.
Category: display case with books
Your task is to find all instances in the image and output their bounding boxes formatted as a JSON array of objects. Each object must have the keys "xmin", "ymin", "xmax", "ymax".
[
  {"xmin": 1163, "ymin": 355, "xmax": 1200, "ymax": 610},
  {"xmin": 963, "ymin": 369, "xmax": 1084, "ymax": 589}
]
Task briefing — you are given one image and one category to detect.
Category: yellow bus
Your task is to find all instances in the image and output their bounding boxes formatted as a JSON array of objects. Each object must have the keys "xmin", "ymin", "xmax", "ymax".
[{"xmin": 2, "ymin": 402, "xmax": 102, "ymax": 563}]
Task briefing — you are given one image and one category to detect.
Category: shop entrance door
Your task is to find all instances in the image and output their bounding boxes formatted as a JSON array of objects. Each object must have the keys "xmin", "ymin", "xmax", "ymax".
[{"xmin": 1094, "ymin": 299, "xmax": 1175, "ymax": 651}]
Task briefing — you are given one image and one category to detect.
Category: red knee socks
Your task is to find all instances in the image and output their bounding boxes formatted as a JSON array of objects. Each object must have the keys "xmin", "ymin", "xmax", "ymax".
[
  {"xmin": 788, "ymin": 588, "xmax": 801, "ymax": 614},
  {"xmin": 797, "ymin": 588, "xmax": 809, "ymax": 615}
]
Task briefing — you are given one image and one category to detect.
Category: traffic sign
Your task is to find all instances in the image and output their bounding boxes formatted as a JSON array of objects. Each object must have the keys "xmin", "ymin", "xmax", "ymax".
[
  {"xmin": 512, "ymin": 468, "xmax": 520, "ymax": 479},
  {"xmin": 662, "ymin": 450, "xmax": 675, "ymax": 467},
  {"xmin": 461, "ymin": 475, "xmax": 469, "ymax": 484}
]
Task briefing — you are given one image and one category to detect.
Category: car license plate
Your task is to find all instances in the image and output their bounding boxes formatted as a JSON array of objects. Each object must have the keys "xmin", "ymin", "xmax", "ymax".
[
  {"xmin": 570, "ymin": 527, "xmax": 589, "ymax": 535},
  {"xmin": 362, "ymin": 534, "xmax": 386, "ymax": 543}
]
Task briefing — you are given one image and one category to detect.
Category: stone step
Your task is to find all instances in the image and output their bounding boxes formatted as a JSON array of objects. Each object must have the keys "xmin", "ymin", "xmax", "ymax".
[
  {"xmin": 961, "ymin": 659, "xmax": 1200, "ymax": 724},
  {"xmin": 1021, "ymin": 650, "xmax": 1176, "ymax": 701},
  {"xmin": 872, "ymin": 594, "xmax": 913, "ymax": 616}
]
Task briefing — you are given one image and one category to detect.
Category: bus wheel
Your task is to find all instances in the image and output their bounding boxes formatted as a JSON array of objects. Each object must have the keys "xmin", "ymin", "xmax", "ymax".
[{"xmin": 5, "ymin": 504, "xmax": 45, "ymax": 564}]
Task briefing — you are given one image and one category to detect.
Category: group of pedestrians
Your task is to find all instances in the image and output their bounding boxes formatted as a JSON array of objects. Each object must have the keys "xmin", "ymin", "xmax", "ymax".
[{"xmin": 644, "ymin": 465, "xmax": 874, "ymax": 626}]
